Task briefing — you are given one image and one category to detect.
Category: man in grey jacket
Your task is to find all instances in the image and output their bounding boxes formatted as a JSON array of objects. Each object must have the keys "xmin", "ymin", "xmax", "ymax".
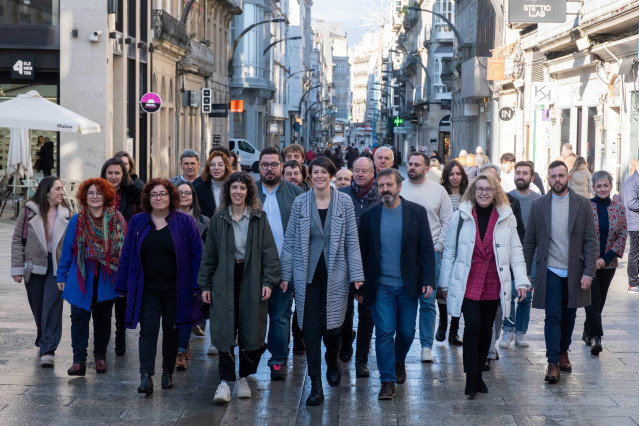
[
  {"xmin": 256, "ymin": 146, "xmax": 304, "ymax": 380},
  {"xmin": 622, "ymin": 166, "xmax": 639, "ymax": 293},
  {"xmin": 523, "ymin": 160, "xmax": 597, "ymax": 384}
]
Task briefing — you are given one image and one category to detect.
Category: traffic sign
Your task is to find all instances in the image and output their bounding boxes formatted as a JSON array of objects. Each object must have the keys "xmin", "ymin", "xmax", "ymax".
[
  {"xmin": 140, "ymin": 92, "xmax": 162, "ymax": 113},
  {"xmin": 202, "ymin": 88, "xmax": 212, "ymax": 114},
  {"xmin": 498, "ymin": 107, "xmax": 514, "ymax": 121}
]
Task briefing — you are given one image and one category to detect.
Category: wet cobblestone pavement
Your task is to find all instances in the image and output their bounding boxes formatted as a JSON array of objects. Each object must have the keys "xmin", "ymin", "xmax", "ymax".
[{"xmin": 1, "ymin": 216, "xmax": 638, "ymax": 425}]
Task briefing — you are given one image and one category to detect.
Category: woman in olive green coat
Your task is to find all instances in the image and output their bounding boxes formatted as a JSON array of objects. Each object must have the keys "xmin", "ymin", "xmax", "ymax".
[{"xmin": 198, "ymin": 171, "xmax": 280, "ymax": 404}]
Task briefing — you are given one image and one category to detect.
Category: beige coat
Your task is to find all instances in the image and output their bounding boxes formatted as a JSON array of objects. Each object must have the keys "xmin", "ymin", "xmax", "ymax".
[
  {"xmin": 569, "ymin": 168, "xmax": 592, "ymax": 198},
  {"xmin": 11, "ymin": 201, "xmax": 71, "ymax": 282}
]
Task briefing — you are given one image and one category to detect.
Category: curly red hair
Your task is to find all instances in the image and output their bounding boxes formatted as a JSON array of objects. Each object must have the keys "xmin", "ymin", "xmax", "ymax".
[
  {"xmin": 140, "ymin": 178, "xmax": 180, "ymax": 213},
  {"xmin": 77, "ymin": 178, "xmax": 116, "ymax": 209}
]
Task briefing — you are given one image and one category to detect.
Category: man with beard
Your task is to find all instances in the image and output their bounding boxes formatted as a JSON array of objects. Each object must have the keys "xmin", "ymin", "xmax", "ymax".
[
  {"xmin": 523, "ymin": 161, "xmax": 597, "ymax": 383},
  {"xmin": 338, "ymin": 157, "xmax": 381, "ymax": 378},
  {"xmin": 358, "ymin": 168, "xmax": 435, "ymax": 399},
  {"xmin": 255, "ymin": 146, "xmax": 304, "ymax": 380},
  {"xmin": 399, "ymin": 152, "xmax": 453, "ymax": 363},
  {"xmin": 498, "ymin": 161, "xmax": 541, "ymax": 349}
]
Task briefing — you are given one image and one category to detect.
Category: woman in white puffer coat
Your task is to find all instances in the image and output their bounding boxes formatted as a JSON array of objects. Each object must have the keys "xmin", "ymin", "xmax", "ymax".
[{"xmin": 439, "ymin": 174, "xmax": 530, "ymax": 398}]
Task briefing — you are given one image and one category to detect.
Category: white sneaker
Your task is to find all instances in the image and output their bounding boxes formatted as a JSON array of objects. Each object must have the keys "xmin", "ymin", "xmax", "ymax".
[
  {"xmin": 214, "ymin": 381, "xmax": 231, "ymax": 403},
  {"xmin": 236, "ymin": 377, "xmax": 251, "ymax": 399},
  {"xmin": 421, "ymin": 347, "xmax": 434, "ymax": 363},
  {"xmin": 40, "ymin": 354, "xmax": 54, "ymax": 367},
  {"xmin": 207, "ymin": 344, "xmax": 219, "ymax": 355},
  {"xmin": 498, "ymin": 331, "xmax": 514, "ymax": 348},
  {"xmin": 515, "ymin": 334, "xmax": 529, "ymax": 348}
]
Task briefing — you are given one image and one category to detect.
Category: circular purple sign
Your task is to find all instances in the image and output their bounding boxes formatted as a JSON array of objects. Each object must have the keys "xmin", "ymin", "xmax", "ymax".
[{"xmin": 140, "ymin": 92, "xmax": 162, "ymax": 114}]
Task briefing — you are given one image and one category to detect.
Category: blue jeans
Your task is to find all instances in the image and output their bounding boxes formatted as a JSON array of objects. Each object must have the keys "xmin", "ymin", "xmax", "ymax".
[
  {"xmin": 372, "ymin": 283, "xmax": 418, "ymax": 383},
  {"xmin": 544, "ymin": 270, "xmax": 576, "ymax": 364},
  {"xmin": 419, "ymin": 251, "xmax": 440, "ymax": 348},
  {"xmin": 502, "ymin": 281, "xmax": 532, "ymax": 334},
  {"xmin": 178, "ymin": 326, "xmax": 191, "ymax": 353},
  {"xmin": 267, "ymin": 284, "xmax": 293, "ymax": 366}
]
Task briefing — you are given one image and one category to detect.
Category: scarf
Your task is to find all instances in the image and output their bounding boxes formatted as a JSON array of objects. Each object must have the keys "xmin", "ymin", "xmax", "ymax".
[
  {"xmin": 74, "ymin": 207, "xmax": 128, "ymax": 295},
  {"xmin": 352, "ymin": 178, "xmax": 375, "ymax": 200}
]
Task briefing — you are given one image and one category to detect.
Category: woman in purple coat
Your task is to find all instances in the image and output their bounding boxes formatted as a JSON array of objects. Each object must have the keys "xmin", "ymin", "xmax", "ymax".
[{"xmin": 115, "ymin": 178, "xmax": 203, "ymax": 395}]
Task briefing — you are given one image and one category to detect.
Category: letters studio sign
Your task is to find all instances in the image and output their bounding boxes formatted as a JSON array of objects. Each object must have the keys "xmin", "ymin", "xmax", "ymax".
[{"xmin": 508, "ymin": 0, "xmax": 567, "ymax": 24}]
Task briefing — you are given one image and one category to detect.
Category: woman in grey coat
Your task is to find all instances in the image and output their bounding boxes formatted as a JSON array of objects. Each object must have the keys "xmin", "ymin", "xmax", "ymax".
[{"xmin": 280, "ymin": 156, "xmax": 364, "ymax": 406}]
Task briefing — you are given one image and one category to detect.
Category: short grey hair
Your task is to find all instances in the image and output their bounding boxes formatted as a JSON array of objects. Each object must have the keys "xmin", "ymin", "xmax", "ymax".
[
  {"xmin": 180, "ymin": 149, "xmax": 200, "ymax": 162},
  {"xmin": 377, "ymin": 168, "xmax": 403, "ymax": 185},
  {"xmin": 353, "ymin": 156, "xmax": 374, "ymax": 170},
  {"xmin": 374, "ymin": 146, "xmax": 393, "ymax": 158},
  {"xmin": 591, "ymin": 170, "xmax": 613, "ymax": 187},
  {"xmin": 479, "ymin": 163, "xmax": 501, "ymax": 178}
]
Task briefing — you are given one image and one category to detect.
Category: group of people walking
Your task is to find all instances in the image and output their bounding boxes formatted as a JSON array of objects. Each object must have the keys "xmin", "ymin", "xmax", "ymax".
[{"xmin": 8, "ymin": 141, "xmax": 632, "ymax": 404}]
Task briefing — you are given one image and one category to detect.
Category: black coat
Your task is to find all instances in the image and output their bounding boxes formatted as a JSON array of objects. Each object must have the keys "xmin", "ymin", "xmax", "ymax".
[
  {"xmin": 506, "ymin": 194, "xmax": 526, "ymax": 243},
  {"xmin": 358, "ymin": 198, "xmax": 436, "ymax": 305},
  {"xmin": 38, "ymin": 141, "xmax": 54, "ymax": 170},
  {"xmin": 118, "ymin": 184, "xmax": 141, "ymax": 222},
  {"xmin": 339, "ymin": 184, "xmax": 381, "ymax": 227},
  {"xmin": 194, "ymin": 177, "xmax": 216, "ymax": 218}
]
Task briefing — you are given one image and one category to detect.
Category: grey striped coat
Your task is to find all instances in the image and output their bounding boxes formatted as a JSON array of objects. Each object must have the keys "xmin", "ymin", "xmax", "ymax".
[{"xmin": 281, "ymin": 188, "xmax": 365, "ymax": 330}]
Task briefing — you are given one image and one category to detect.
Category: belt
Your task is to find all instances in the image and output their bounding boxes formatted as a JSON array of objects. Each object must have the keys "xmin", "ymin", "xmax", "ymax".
[{"xmin": 235, "ymin": 259, "xmax": 245, "ymax": 264}]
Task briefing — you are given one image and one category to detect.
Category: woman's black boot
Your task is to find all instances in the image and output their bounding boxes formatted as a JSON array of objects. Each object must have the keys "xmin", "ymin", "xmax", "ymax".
[
  {"xmin": 477, "ymin": 373, "xmax": 488, "ymax": 393},
  {"xmin": 306, "ymin": 376, "xmax": 324, "ymax": 405},
  {"xmin": 138, "ymin": 373, "xmax": 153, "ymax": 395},
  {"xmin": 465, "ymin": 373, "xmax": 478, "ymax": 398},
  {"xmin": 449, "ymin": 317, "xmax": 463, "ymax": 346}
]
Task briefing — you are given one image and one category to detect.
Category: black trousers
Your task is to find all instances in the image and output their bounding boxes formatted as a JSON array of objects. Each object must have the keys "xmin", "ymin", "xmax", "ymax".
[
  {"xmin": 437, "ymin": 301, "xmax": 460, "ymax": 333},
  {"xmin": 138, "ymin": 289, "xmax": 179, "ymax": 375},
  {"xmin": 219, "ymin": 262, "xmax": 265, "ymax": 381},
  {"xmin": 461, "ymin": 298, "xmax": 499, "ymax": 375},
  {"xmin": 340, "ymin": 287, "xmax": 374, "ymax": 363},
  {"xmin": 292, "ymin": 306, "xmax": 302, "ymax": 341},
  {"xmin": 584, "ymin": 268, "xmax": 616, "ymax": 337},
  {"xmin": 70, "ymin": 271, "xmax": 114, "ymax": 362},
  {"xmin": 303, "ymin": 277, "xmax": 340, "ymax": 377},
  {"xmin": 114, "ymin": 296, "xmax": 126, "ymax": 338}
]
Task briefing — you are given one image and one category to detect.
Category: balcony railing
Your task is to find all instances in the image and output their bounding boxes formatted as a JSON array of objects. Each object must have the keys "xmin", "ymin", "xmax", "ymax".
[
  {"xmin": 152, "ymin": 9, "xmax": 189, "ymax": 50},
  {"xmin": 580, "ymin": 0, "xmax": 634, "ymax": 20},
  {"xmin": 183, "ymin": 39, "xmax": 215, "ymax": 76}
]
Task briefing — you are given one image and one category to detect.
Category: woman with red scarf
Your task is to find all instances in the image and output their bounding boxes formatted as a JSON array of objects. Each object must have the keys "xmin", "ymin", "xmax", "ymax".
[{"xmin": 57, "ymin": 178, "xmax": 128, "ymax": 376}]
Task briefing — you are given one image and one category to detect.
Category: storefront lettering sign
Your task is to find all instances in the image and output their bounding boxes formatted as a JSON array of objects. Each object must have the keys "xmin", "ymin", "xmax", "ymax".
[{"xmin": 508, "ymin": 0, "xmax": 566, "ymax": 23}]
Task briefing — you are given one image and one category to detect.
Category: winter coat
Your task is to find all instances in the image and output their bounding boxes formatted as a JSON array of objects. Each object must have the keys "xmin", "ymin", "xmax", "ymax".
[
  {"xmin": 115, "ymin": 211, "xmax": 203, "ymax": 329},
  {"xmin": 118, "ymin": 184, "xmax": 140, "ymax": 222},
  {"xmin": 131, "ymin": 175, "xmax": 144, "ymax": 192},
  {"xmin": 569, "ymin": 168, "xmax": 592, "ymax": 198},
  {"xmin": 558, "ymin": 153, "xmax": 578, "ymax": 172},
  {"xmin": 439, "ymin": 201, "xmax": 530, "ymax": 318},
  {"xmin": 339, "ymin": 183, "xmax": 381, "ymax": 227},
  {"xmin": 193, "ymin": 176, "xmax": 217, "ymax": 218},
  {"xmin": 37, "ymin": 141, "xmax": 54, "ymax": 170},
  {"xmin": 623, "ymin": 170, "xmax": 639, "ymax": 231},
  {"xmin": 11, "ymin": 201, "xmax": 71, "ymax": 282},
  {"xmin": 591, "ymin": 199, "xmax": 627, "ymax": 269},
  {"xmin": 523, "ymin": 189, "xmax": 598, "ymax": 309},
  {"xmin": 256, "ymin": 179, "xmax": 304, "ymax": 233},
  {"xmin": 198, "ymin": 208, "xmax": 280, "ymax": 351},
  {"xmin": 426, "ymin": 168, "xmax": 442, "ymax": 184},
  {"xmin": 57, "ymin": 212, "xmax": 127, "ymax": 311},
  {"xmin": 280, "ymin": 188, "xmax": 365, "ymax": 331}
]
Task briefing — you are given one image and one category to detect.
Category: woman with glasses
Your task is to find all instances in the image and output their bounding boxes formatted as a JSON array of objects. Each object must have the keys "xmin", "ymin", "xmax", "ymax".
[
  {"xmin": 280, "ymin": 156, "xmax": 364, "ymax": 406},
  {"xmin": 439, "ymin": 174, "xmax": 530, "ymax": 398},
  {"xmin": 194, "ymin": 149, "xmax": 233, "ymax": 218},
  {"xmin": 11, "ymin": 176, "xmax": 71, "ymax": 367},
  {"xmin": 174, "ymin": 182, "xmax": 210, "ymax": 370},
  {"xmin": 101, "ymin": 157, "xmax": 141, "ymax": 356},
  {"xmin": 199, "ymin": 172, "xmax": 280, "ymax": 403},
  {"xmin": 56, "ymin": 178, "xmax": 128, "ymax": 376},
  {"xmin": 116, "ymin": 179, "xmax": 203, "ymax": 395}
]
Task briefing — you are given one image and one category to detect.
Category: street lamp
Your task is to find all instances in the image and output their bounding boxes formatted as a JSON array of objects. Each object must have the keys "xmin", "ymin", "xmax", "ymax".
[
  {"xmin": 228, "ymin": 17, "xmax": 286, "ymax": 78},
  {"xmin": 406, "ymin": 6, "xmax": 465, "ymax": 47},
  {"xmin": 389, "ymin": 48, "xmax": 429, "ymax": 77},
  {"xmin": 263, "ymin": 36, "xmax": 302, "ymax": 55}
]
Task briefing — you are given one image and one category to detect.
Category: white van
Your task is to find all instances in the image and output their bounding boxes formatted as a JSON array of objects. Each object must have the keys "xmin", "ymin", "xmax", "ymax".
[{"xmin": 229, "ymin": 139, "xmax": 261, "ymax": 172}]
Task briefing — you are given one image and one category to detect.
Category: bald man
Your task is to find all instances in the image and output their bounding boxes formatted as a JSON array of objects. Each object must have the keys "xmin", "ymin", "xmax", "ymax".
[{"xmin": 335, "ymin": 168, "xmax": 353, "ymax": 189}]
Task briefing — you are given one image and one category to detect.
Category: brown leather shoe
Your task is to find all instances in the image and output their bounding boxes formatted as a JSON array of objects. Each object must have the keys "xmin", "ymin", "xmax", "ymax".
[
  {"xmin": 176, "ymin": 352, "xmax": 187, "ymax": 371},
  {"xmin": 395, "ymin": 362, "xmax": 406, "ymax": 384},
  {"xmin": 95, "ymin": 359, "xmax": 107, "ymax": 374},
  {"xmin": 378, "ymin": 381, "xmax": 396, "ymax": 400},
  {"xmin": 185, "ymin": 343, "xmax": 191, "ymax": 360},
  {"xmin": 67, "ymin": 362, "xmax": 86, "ymax": 376},
  {"xmin": 544, "ymin": 363, "xmax": 560, "ymax": 383},
  {"xmin": 558, "ymin": 351, "xmax": 572, "ymax": 372}
]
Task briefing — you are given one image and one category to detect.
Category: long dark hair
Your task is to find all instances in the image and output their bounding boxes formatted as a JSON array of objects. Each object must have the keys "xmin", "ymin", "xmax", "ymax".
[
  {"xmin": 29, "ymin": 176, "xmax": 69, "ymax": 232},
  {"xmin": 176, "ymin": 181, "xmax": 202, "ymax": 218},
  {"xmin": 100, "ymin": 158, "xmax": 133, "ymax": 187},
  {"xmin": 219, "ymin": 171, "xmax": 262, "ymax": 212},
  {"xmin": 441, "ymin": 159, "xmax": 469, "ymax": 196}
]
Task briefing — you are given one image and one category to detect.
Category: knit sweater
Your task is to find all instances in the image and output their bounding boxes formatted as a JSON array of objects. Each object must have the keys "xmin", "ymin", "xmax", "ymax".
[{"xmin": 548, "ymin": 193, "xmax": 570, "ymax": 271}]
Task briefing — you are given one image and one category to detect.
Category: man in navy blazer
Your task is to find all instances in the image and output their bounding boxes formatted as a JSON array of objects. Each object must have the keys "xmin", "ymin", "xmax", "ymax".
[{"xmin": 358, "ymin": 168, "xmax": 436, "ymax": 400}]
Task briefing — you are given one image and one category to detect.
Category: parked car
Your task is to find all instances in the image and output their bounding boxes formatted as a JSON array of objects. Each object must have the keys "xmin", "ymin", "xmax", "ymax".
[{"xmin": 229, "ymin": 139, "xmax": 261, "ymax": 172}]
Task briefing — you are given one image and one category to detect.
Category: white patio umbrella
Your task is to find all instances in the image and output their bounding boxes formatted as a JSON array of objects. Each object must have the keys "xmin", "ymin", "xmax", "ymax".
[
  {"xmin": 6, "ymin": 128, "xmax": 33, "ymax": 179},
  {"xmin": 0, "ymin": 90, "xmax": 100, "ymax": 134},
  {"xmin": 332, "ymin": 135, "xmax": 345, "ymax": 144}
]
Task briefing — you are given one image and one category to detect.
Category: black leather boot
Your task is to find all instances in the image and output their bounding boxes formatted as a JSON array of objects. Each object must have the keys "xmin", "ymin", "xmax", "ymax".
[
  {"xmin": 306, "ymin": 376, "xmax": 324, "ymax": 405},
  {"xmin": 161, "ymin": 371, "xmax": 174, "ymax": 389},
  {"xmin": 477, "ymin": 373, "xmax": 488, "ymax": 393},
  {"xmin": 449, "ymin": 317, "xmax": 463, "ymax": 345},
  {"xmin": 465, "ymin": 373, "xmax": 477, "ymax": 398},
  {"xmin": 115, "ymin": 330, "xmax": 126, "ymax": 356},
  {"xmin": 138, "ymin": 373, "xmax": 153, "ymax": 395},
  {"xmin": 591, "ymin": 336, "xmax": 603, "ymax": 355}
]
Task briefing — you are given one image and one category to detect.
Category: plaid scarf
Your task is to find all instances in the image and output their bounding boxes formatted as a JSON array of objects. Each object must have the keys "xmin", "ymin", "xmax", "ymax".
[
  {"xmin": 74, "ymin": 207, "xmax": 127, "ymax": 295},
  {"xmin": 352, "ymin": 178, "xmax": 376, "ymax": 200}
]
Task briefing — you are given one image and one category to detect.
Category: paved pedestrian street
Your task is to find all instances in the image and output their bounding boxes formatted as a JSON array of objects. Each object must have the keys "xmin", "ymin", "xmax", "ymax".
[{"xmin": 0, "ymin": 216, "xmax": 638, "ymax": 425}]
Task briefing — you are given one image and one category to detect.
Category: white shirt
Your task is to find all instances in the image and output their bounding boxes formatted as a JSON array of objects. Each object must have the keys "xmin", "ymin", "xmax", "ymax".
[
  {"xmin": 261, "ymin": 184, "xmax": 285, "ymax": 255},
  {"xmin": 400, "ymin": 179, "xmax": 453, "ymax": 252}
]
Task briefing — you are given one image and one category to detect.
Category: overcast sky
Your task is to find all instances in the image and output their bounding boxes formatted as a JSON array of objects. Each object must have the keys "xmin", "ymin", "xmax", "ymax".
[{"xmin": 312, "ymin": 0, "xmax": 386, "ymax": 47}]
